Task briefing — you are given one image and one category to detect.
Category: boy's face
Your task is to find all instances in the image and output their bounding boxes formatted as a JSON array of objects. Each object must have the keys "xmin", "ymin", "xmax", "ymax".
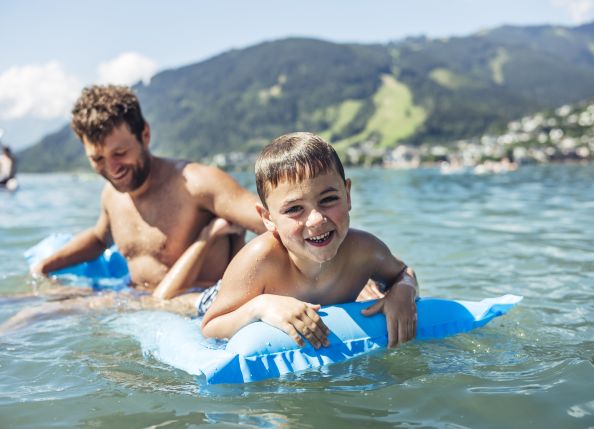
[{"xmin": 259, "ymin": 168, "xmax": 351, "ymax": 264}]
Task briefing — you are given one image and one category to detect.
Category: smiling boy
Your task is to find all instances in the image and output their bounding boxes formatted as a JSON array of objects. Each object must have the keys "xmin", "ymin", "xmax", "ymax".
[{"xmin": 201, "ymin": 132, "xmax": 418, "ymax": 347}]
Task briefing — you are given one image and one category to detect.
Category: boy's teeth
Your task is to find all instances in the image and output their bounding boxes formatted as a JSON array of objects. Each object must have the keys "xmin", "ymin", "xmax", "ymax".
[{"xmin": 308, "ymin": 231, "xmax": 331, "ymax": 242}]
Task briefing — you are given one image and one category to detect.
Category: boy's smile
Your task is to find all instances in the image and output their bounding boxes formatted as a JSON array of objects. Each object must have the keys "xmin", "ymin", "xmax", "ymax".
[
  {"xmin": 260, "ymin": 169, "xmax": 351, "ymax": 266},
  {"xmin": 305, "ymin": 230, "xmax": 334, "ymax": 246}
]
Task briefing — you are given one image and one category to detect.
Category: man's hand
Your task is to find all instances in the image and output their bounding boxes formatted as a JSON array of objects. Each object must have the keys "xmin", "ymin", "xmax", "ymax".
[
  {"xmin": 356, "ymin": 279, "xmax": 385, "ymax": 301},
  {"xmin": 30, "ymin": 260, "xmax": 49, "ymax": 277},
  {"xmin": 361, "ymin": 280, "xmax": 417, "ymax": 347},
  {"xmin": 258, "ymin": 295, "xmax": 331, "ymax": 349},
  {"xmin": 200, "ymin": 218, "xmax": 245, "ymax": 241}
]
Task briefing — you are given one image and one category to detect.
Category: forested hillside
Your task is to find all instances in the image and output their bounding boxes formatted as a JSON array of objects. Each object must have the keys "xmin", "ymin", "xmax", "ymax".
[{"xmin": 19, "ymin": 22, "xmax": 594, "ymax": 172}]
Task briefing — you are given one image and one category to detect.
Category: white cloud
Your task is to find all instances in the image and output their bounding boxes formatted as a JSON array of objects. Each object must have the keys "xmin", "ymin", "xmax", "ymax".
[
  {"xmin": 97, "ymin": 52, "xmax": 158, "ymax": 86},
  {"xmin": 0, "ymin": 61, "xmax": 82, "ymax": 120},
  {"xmin": 552, "ymin": 0, "xmax": 594, "ymax": 24}
]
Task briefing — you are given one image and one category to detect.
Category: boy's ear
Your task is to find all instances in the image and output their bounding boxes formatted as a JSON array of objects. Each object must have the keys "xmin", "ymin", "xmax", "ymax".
[
  {"xmin": 255, "ymin": 202, "xmax": 277, "ymax": 233},
  {"xmin": 345, "ymin": 178, "xmax": 352, "ymax": 210}
]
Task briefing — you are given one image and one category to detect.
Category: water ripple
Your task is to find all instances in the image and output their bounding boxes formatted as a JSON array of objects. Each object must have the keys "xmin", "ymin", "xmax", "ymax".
[{"xmin": 1, "ymin": 167, "xmax": 593, "ymax": 428}]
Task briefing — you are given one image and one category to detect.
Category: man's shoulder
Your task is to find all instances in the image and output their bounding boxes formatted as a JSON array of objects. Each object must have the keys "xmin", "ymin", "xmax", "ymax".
[
  {"xmin": 179, "ymin": 162, "xmax": 230, "ymax": 192},
  {"xmin": 180, "ymin": 161, "xmax": 220, "ymax": 179},
  {"xmin": 100, "ymin": 182, "xmax": 118, "ymax": 203}
]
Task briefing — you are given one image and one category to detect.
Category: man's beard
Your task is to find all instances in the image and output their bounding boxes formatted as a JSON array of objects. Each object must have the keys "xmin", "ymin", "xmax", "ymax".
[{"xmin": 107, "ymin": 150, "xmax": 151, "ymax": 193}]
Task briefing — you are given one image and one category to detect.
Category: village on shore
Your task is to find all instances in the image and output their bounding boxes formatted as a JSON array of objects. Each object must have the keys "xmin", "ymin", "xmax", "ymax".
[
  {"xmin": 381, "ymin": 101, "xmax": 594, "ymax": 174},
  {"xmin": 209, "ymin": 101, "xmax": 594, "ymax": 174}
]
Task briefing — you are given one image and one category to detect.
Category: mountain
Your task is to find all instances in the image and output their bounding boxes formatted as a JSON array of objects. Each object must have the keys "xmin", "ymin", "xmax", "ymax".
[{"xmin": 19, "ymin": 23, "xmax": 594, "ymax": 172}]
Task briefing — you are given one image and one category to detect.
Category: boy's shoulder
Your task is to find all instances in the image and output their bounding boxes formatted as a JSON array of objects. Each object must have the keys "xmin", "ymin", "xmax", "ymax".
[
  {"xmin": 344, "ymin": 228, "xmax": 387, "ymax": 250},
  {"xmin": 232, "ymin": 231, "xmax": 289, "ymax": 269},
  {"xmin": 341, "ymin": 228, "xmax": 392, "ymax": 263}
]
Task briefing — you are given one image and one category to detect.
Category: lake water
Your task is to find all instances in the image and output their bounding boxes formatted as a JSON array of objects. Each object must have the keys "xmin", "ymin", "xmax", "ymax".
[{"xmin": 1, "ymin": 166, "xmax": 593, "ymax": 429}]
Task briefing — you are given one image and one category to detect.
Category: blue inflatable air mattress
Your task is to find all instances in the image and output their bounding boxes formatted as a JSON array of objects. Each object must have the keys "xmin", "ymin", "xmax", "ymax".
[{"xmin": 26, "ymin": 234, "xmax": 523, "ymax": 384}]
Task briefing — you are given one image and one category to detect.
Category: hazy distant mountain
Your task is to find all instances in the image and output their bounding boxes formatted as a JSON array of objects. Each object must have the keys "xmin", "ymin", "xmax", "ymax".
[{"xmin": 19, "ymin": 22, "xmax": 594, "ymax": 172}]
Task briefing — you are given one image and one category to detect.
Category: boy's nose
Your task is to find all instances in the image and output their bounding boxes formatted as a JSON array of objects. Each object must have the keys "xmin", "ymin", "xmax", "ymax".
[{"xmin": 305, "ymin": 209, "xmax": 325, "ymax": 227}]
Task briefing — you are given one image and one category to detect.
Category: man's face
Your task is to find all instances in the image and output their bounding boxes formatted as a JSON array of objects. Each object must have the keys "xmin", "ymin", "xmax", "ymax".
[
  {"xmin": 83, "ymin": 123, "xmax": 151, "ymax": 193},
  {"xmin": 262, "ymin": 168, "xmax": 352, "ymax": 264}
]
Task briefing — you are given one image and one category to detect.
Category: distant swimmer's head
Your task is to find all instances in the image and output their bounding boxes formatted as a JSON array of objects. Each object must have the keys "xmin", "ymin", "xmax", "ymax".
[
  {"xmin": 71, "ymin": 85, "xmax": 147, "ymax": 147},
  {"xmin": 255, "ymin": 132, "xmax": 346, "ymax": 208}
]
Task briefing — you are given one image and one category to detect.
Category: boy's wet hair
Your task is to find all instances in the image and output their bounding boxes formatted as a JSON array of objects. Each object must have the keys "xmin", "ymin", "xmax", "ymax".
[
  {"xmin": 255, "ymin": 132, "xmax": 346, "ymax": 207},
  {"xmin": 71, "ymin": 85, "xmax": 146, "ymax": 145}
]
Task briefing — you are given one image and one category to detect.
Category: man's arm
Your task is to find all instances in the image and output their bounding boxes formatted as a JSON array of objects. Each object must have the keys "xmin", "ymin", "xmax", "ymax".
[
  {"xmin": 188, "ymin": 165, "xmax": 266, "ymax": 234},
  {"xmin": 32, "ymin": 196, "xmax": 111, "ymax": 275},
  {"xmin": 152, "ymin": 218, "xmax": 243, "ymax": 300}
]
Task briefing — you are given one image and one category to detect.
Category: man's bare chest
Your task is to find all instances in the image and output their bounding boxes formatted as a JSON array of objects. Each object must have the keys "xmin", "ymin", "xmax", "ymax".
[{"xmin": 105, "ymin": 192, "xmax": 208, "ymax": 264}]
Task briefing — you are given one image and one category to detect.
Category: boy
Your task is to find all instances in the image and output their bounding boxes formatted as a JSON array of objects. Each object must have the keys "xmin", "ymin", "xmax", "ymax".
[{"xmin": 201, "ymin": 132, "xmax": 418, "ymax": 348}]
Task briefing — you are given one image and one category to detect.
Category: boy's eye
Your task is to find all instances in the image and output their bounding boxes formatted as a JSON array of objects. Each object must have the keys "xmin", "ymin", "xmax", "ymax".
[
  {"xmin": 90, "ymin": 156, "xmax": 104, "ymax": 163},
  {"xmin": 320, "ymin": 195, "xmax": 339, "ymax": 205},
  {"xmin": 283, "ymin": 205, "xmax": 302, "ymax": 215},
  {"xmin": 114, "ymin": 151, "xmax": 126, "ymax": 157}
]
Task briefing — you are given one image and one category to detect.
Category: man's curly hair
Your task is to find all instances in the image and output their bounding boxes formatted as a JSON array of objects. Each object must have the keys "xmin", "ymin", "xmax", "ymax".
[{"xmin": 71, "ymin": 85, "xmax": 146, "ymax": 145}]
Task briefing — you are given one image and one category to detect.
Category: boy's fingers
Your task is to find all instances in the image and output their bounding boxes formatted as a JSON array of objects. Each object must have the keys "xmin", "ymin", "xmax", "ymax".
[
  {"xmin": 292, "ymin": 318, "xmax": 321, "ymax": 348},
  {"xmin": 303, "ymin": 304, "xmax": 330, "ymax": 346},
  {"xmin": 361, "ymin": 299, "xmax": 383, "ymax": 316},
  {"xmin": 305, "ymin": 307, "xmax": 330, "ymax": 339},
  {"xmin": 304, "ymin": 306, "xmax": 324, "ymax": 328},
  {"xmin": 284, "ymin": 323, "xmax": 305, "ymax": 347},
  {"xmin": 312, "ymin": 320, "xmax": 331, "ymax": 347},
  {"xmin": 387, "ymin": 318, "xmax": 398, "ymax": 348},
  {"xmin": 304, "ymin": 317, "xmax": 330, "ymax": 348},
  {"xmin": 398, "ymin": 318, "xmax": 417, "ymax": 343},
  {"xmin": 398, "ymin": 320, "xmax": 407, "ymax": 345},
  {"xmin": 407, "ymin": 318, "xmax": 416, "ymax": 341}
]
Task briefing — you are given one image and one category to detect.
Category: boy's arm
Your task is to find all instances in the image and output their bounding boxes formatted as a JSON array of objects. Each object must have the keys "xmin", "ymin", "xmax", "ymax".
[
  {"xmin": 203, "ymin": 293, "xmax": 330, "ymax": 348},
  {"xmin": 32, "ymin": 206, "xmax": 111, "ymax": 275},
  {"xmin": 153, "ymin": 218, "xmax": 243, "ymax": 300},
  {"xmin": 360, "ymin": 238, "xmax": 419, "ymax": 347},
  {"xmin": 201, "ymin": 240, "xmax": 329, "ymax": 348}
]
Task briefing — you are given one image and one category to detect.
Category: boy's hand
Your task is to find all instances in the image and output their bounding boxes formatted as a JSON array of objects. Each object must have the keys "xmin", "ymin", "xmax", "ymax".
[
  {"xmin": 259, "ymin": 295, "xmax": 331, "ymax": 349},
  {"xmin": 361, "ymin": 281, "xmax": 417, "ymax": 347}
]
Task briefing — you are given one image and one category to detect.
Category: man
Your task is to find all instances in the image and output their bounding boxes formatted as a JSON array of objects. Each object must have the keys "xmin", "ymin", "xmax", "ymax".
[
  {"xmin": 33, "ymin": 85, "xmax": 265, "ymax": 297},
  {"xmin": 0, "ymin": 145, "xmax": 17, "ymax": 187}
]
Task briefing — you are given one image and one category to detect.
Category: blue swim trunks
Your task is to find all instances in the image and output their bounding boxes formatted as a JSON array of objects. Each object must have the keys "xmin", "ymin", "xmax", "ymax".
[{"xmin": 196, "ymin": 280, "xmax": 221, "ymax": 317}]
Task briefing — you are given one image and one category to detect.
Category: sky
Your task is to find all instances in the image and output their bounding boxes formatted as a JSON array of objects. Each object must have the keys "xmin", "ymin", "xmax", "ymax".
[{"xmin": 1, "ymin": 0, "xmax": 594, "ymax": 149}]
